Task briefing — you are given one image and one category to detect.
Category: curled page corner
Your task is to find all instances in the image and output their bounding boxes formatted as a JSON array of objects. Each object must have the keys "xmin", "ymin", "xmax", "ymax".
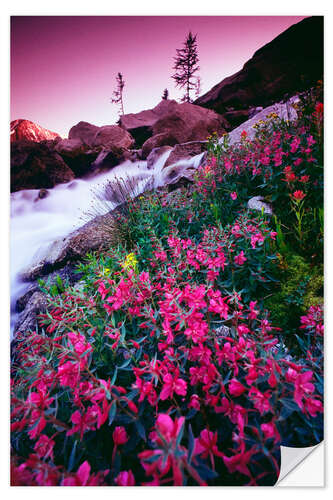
[{"xmin": 277, "ymin": 441, "xmax": 324, "ymax": 486}]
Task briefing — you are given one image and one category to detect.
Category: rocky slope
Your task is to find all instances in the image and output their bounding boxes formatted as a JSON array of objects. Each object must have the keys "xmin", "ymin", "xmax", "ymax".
[
  {"xmin": 10, "ymin": 119, "xmax": 60, "ymax": 142},
  {"xmin": 195, "ymin": 16, "xmax": 323, "ymax": 128}
]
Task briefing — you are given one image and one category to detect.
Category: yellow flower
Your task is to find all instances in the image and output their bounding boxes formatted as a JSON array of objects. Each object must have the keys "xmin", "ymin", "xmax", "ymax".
[
  {"xmin": 98, "ymin": 267, "xmax": 111, "ymax": 277},
  {"xmin": 122, "ymin": 252, "xmax": 138, "ymax": 272}
]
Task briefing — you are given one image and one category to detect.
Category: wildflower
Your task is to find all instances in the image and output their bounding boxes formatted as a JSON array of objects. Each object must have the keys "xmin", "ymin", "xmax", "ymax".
[
  {"xmin": 249, "ymin": 387, "xmax": 271, "ymax": 415},
  {"xmin": 223, "ymin": 445, "xmax": 257, "ymax": 478},
  {"xmin": 194, "ymin": 429, "xmax": 223, "ymax": 469},
  {"xmin": 33, "ymin": 435, "xmax": 55, "ymax": 460},
  {"xmin": 67, "ymin": 408, "xmax": 97, "ymax": 439},
  {"xmin": 154, "ymin": 413, "xmax": 185, "ymax": 443},
  {"xmin": 230, "ymin": 191, "xmax": 237, "ymax": 200},
  {"xmin": 305, "ymin": 397, "xmax": 323, "ymax": 417},
  {"xmin": 261, "ymin": 422, "xmax": 280, "ymax": 442},
  {"xmin": 160, "ymin": 371, "xmax": 187, "ymax": 400},
  {"xmin": 293, "ymin": 371, "xmax": 315, "ymax": 411},
  {"xmin": 241, "ymin": 130, "xmax": 247, "ymax": 139},
  {"xmin": 229, "ymin": 379, "xmax": 246, "ymax": 397},
  {"xmin": 250, "ymin": 233, "xmax": 264, "ymax": 249},
  {"xmin": 292, "ymin": 190, "xmax": 306, "ymax": 201},
  {"xmin": 114, "ymin": 470, "xmax": 135, "ymax": 486},
  {"xmin": 62, "ymin": 461, "xmax": 107, "ymax": 486},
  {"xmin": 122, "ymin": 252, "xmax": 138, "ymax": 272},
  {"xmin": 234, "ymin": 251, "xmax": 247, "ymax": 266},
  {"xmin": 113, "ymin": 426, "xmax": 129, "ymax": 445}
]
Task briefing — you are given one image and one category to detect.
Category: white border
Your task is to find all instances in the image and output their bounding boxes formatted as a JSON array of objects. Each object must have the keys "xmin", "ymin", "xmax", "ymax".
[{"xmin": 1, "ymin": 0, "xmax": 332, "ymax": 497}]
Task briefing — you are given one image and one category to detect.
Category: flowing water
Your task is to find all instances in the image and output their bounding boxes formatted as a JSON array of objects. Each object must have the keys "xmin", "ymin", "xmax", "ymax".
[{"xmin": 10, "ymin": 149, "xmax": 204, "ymax": 335}]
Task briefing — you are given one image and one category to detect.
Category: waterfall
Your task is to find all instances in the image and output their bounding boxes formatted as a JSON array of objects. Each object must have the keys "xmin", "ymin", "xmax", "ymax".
[{"xmin": 10, "ymin": 149, "xmax": 205, "ymax": 335}]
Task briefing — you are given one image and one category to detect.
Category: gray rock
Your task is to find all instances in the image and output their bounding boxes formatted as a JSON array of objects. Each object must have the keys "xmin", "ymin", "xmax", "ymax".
[
  {"xmin": 141, "ymin": 132, "xmax": 178, "ymax": 159},
  {"xmin": 215, "ymin": 325, "xmax": 231, "ymax": 338},
  {"xmin": 164, "ymin": 141, "xmax": 207, "ymax": 168},
  {"xmin": 19, "ymin": 212, "xmax": 119, "ymax": 281},
  {"xmin": 146, "ymin": 146, "xmax": 173, "ymax": 169},
  {"xmin": 247, "ymin": 196, "xmax": 272, "ymax": 215},
  {"xmin": 223, "ymin": 98, "xmax": 299, "ymax": 146},
  {"xmin": 14, "ymin": 291, "xmax": 48, "ymax": 334}
]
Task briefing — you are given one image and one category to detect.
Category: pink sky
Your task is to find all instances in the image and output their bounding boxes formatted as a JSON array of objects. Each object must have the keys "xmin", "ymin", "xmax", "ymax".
[{"xmin": 11, "ymin": 16, "xmax": 306, "ymax": 137}]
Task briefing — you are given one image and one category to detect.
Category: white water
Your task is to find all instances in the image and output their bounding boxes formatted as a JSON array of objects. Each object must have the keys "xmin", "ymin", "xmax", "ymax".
[{"xmin": 10, "ymin": 150, "xmax": 203, "ymax": 335}]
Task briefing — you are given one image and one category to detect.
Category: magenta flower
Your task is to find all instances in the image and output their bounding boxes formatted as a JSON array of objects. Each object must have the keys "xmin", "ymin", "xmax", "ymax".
[
  {"xmin": 113, "ymin": 426, "xmax": 129, "ymax": 446},
  {"xmin": 160, "ymin": 371, "xmax": 187, "ymax": 400},
  {"xmin": 234, "ymin": 251, "xmax": 247, "ymax": 266},
  {"xmin": 230, "ymin": 191, "xmax": 237, "ymax": 200},
  {"xmin": 114, "ymin": 470, "xmax": 135, "ymax": 486},
  {"xmin": 229, "ymin": 379, "xmax": 246, "ymax": 397}
]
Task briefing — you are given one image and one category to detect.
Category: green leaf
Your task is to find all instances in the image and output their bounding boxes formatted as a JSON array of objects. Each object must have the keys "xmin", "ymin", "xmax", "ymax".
[
  {"xmin": 68, "ymin": 440, "xmax": 77, "ymax": 472},
  {"xmin": 108, "ymin": 401, "xmax": 117, "ymax": 426}
]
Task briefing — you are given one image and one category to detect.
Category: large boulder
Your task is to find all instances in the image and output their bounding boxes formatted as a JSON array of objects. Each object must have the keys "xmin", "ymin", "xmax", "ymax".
[
  {"xmin": 65, "ymin": 122, "xmax": 135, "ymax": 174},
  {"xmin": 120, "ymin": 99, "xmax": 228, "ymax": 147},
  {"xmin": 10, "ymin": 119, "xmax": 60, "ymax": 143},
  {"xmin": 90, "ymin": 147, "xmax": 133, "ymax": 172},
  {"xmin": 55, "ymin": 138, "xmax": 100, "ymax": 176},
  {"xmin": 152, "ymin": 102, "xmax": 227, "ymax": 143},
  {"xmin": 93, "ymin": 125, "xmax": 134, "ymax": 150},
  {"xmin": 146, "ymin": 146, "xmax": 173, "ymax": 170},
  {"xmin": 68, "ymin": 121, "xmax": 134, "ymax": 150},
  {"xmin": 224, "ymin": 97, "xmax": 298, "ymax": 146},
  {"xmin": 163, "ymin": 141, "xmax": 207, "ymax": 168},
  {"xmin": 141, "ymin": 132, "xmax": 179, "ymax": 159},
  {"xmin": 119, "ymin": 100, "xmax": 177, "ymax": 146},
  {"xmin": 68, "ymin": 121, "xmax": 100, "ymax": 147},
  {"xmin": 11, "ymin": 140, "xmax": 75, "ymax": 192},
  {"xmin": 195, "ymin": 16, "xmax": 323, "ymax": 129}
]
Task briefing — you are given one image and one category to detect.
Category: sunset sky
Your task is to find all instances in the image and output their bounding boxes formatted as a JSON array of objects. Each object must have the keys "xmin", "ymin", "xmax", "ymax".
[{"xmin": 11, "ymin": 16, "xmax": 307, "ymax": 137}]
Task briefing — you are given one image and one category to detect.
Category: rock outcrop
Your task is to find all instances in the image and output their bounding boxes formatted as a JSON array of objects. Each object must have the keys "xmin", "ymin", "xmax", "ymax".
[
  {"xmin": 11, "ymin": 140, "xmax": 75, "ymax": 192},
  {"xmin": 68, "ymin": 121, "xmax": 134, "ymax": 150},
  {"xmin": 120, "ymin": 99, "xmax": 228, "ymax": 147},
  {"xmin": 141, "ymin": 132, "xmax": 179, "ymax": 159},
  {"xmin": 19, "ymin": 211, "xmax": 120, "ymax": 281},
  {"xmin": 63, "ymin": 121, "xmax": 135, "ymax": 174},
  {"xmin": 10, "ymin": 119, "xmax": 61, "ymax": 143},
  {"xmin": 224, "ymin": 97, "xmax": 299, "ymax": 146},
  {"xmin": 195, "ymin": 16, "xmax": 323, "ymax": 129},
  {"xmin": 164, "ymin": 141, "xmax": 207, "ymax": 168}
]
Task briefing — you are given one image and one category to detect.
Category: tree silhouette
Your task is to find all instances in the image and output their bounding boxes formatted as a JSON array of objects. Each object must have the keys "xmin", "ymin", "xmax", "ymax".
[
  {"xmin": 110, "ymin": 72, "xmax": 125, "ymax": 116},
  {"xmin": 162, "ymin": 88, "xmax": 169, "ymax": 100},
  {"xmin": 172, "ymin": 32, "xmax": 200, "ymax": 103},
  {"xmin": 195, "ymin": 76, "xmax": 202, "ymax": 99}
]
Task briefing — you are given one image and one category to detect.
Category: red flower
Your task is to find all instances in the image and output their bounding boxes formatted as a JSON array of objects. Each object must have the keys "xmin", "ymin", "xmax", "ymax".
[
  {"xmin": 241, "ymin": 130, "xmax": 247, "ymax": 139},
  {"xmin": 62, "ymin": 461, "xmax": 108, "ymax": 486},
  {"xmin": 293, "ymin": 371, "xmax": 315, "ymax": 410},
  {"xmin": 229, "ymin": 379, "xmax": 246, "ymax": 397},
  {"xmin": 234, "ymin": 251, "xmax": 247, "ymax": 266},
  {"xmin": 223, "ymin": 445, "xmax": 257, "ymax": 478},
  {"xmin": 33, "ymin": 434, "xmax": 55, "ymax": 460},
  {"xmin": 114, "ymin": 470, "xmax": 135, "ymax": 486},
  {"xmin": 160, "ymin": 371, "xmax": 187, "ymax": 400},
  {"xmin": 261, "ymin": 422, "xmax": 280, "ymax": 443},
  {"xmin": 194, "ymin": 429, "xmax": 223, "ymax": 469},
  {"xmin": 113, "ymin": 426, "xmax": 129, "ymax": 445},
  {"xmin": 292, "ymin": 190, "xmax": 306, "ymax": 201}
]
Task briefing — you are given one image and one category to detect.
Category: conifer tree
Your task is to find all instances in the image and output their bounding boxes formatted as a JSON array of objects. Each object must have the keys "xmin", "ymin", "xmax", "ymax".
[
  {"xmin": 172, "ymin": 32, "xmax": 200, "ymax": 103},
  {"xmin": 162, "ymin": 88, "xmax": 169, "ymax": 100},
  {"xmin": 110, "ymin": 72, "xmax": 125, "ymax": 116}
]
